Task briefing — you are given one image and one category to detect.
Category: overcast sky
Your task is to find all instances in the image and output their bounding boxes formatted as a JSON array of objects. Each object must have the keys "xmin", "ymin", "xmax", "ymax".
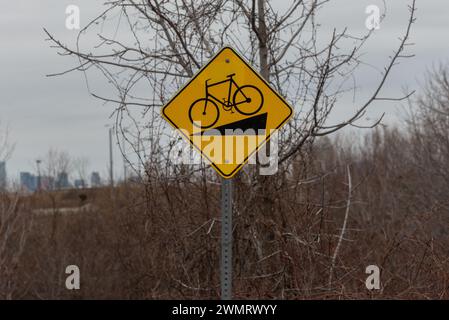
[{"xmin": 1, "ymin": 0, "xmax": 448, "ymax": 182}]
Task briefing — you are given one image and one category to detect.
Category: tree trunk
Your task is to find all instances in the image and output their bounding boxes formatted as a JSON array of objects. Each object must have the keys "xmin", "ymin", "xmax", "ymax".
[{"xmin": 258, "ymin": 0, "xmax": 269, "ymax": 81}]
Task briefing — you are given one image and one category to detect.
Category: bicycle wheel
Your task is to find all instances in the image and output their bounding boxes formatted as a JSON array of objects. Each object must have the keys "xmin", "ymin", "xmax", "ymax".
[
  {"xmin": 188, "ymin": 98, "xmax": 220, "ymax": 129},
  {"xmin": 233, "ymin": 85, "xmax": 264, "ymax": 116}
]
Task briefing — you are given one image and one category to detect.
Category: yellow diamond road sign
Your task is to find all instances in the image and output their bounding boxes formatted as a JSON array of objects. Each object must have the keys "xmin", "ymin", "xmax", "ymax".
[{"xmin": 161, "ymin": 46, "xmax": 293, "ymax": 178}]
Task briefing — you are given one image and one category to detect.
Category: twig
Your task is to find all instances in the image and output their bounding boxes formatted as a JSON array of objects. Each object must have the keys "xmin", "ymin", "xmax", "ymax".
[{"xmin": 328, "ymin": 165, "xmax": 352, "ymax": 289}]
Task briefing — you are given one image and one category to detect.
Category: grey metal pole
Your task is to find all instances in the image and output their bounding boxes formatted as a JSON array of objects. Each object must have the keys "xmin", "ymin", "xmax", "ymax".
[
  {"xmin": 36, "ymin": 159, "xmax": 42, "ymax": 192},
  {"xmin": 122, "ymin": 132, "xmax": 127, "ymax": 183},
  {"xmin": 109, "ymin": 127, "xmax": 114, "ymax": 187},
  {"xmin": 221, "ymin": 178, "xmax": 233, "ymax": 300}
]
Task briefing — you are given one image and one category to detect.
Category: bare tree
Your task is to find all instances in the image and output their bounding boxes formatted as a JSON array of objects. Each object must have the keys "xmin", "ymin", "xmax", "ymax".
[
  {"xmin": 42, "ymin": 0, "xmax": 419, "ymax": 298},
  {"xmin": 0, "ymin": 124, "xmax": 22, "ymax": 299},
  {"xmin": 0, "ymin": 126, "xmax": 31, "ymax": 299},
  {"xmin": 0, "ymin": 121, "xmax": 15, "ymax": 163},
  {"xmin": 406, "ymin": 65, "xmax": 449, "ymax": 202},
  {"xmin": 39, "ymin": 148, "xmax": 72, "ymax": 190},
  {"xmin": 0, "ymin": 193, "xmax": 33, "ymax": 299},
  {"xmin": 44, "ymin": 0, "xmax": 417, "ymax": 181},
  {"xmin": 73, "ymin": 156, "xmax": 90, "ymax": 186}
]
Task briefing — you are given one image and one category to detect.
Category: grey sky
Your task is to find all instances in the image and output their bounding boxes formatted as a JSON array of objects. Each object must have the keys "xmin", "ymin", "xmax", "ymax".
[{"xmin": 1, "ymin": 0, "xmax": 448, "ymax": 182}]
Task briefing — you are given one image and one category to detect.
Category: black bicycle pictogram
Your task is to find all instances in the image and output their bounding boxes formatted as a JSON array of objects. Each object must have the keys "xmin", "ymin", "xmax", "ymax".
[{"xmin": 188, "ymin": 73, "xmax": 264, "ymax": 129}]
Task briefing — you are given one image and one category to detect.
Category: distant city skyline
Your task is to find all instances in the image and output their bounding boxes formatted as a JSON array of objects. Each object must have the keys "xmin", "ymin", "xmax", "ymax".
[
  {"xmin": 17, "ymin": 168, "xmax": 106, "ymax": 192},
  {"xmin": 9, "ymin": 163, "xmax": 138, "ymax": 192},
  {"xmin": 0, "ymin": 142, "xmax": 129, "ymax": 187},
  {"xmin": 0, "ymin": 157, "xmax": 122, "ymax": 191}
]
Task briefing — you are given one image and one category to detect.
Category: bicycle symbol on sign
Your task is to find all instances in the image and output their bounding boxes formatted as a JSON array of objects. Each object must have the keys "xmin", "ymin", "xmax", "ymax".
[{"xmin": 188, "ymin": 73, "xmax": 264, "ymax": 129}]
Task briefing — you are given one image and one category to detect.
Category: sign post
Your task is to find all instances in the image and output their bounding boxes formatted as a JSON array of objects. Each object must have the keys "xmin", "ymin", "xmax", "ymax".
[{"xmin": 220, "ymin": 178, "xmax": 233, "ymax": 299}]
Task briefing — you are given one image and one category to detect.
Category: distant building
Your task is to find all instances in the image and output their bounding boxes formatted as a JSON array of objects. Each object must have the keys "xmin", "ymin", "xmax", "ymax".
[
  {"xmin": 0, "ymin": 161, "xmax": 6, "ymax": 190},
  {"xmin": 74, "ymin": 179, "xmax": 86, "ymax": 189},
  {"xmin": 90, "ymin": 172, "xmax": 101, "ymax": 187},
  {"xmin": 56, "ymin": 171, "xmax": 70, "ymax": 189},
  {"xmin": 20, "ymin": 172, "xmax": 36, "ymax": 192}
]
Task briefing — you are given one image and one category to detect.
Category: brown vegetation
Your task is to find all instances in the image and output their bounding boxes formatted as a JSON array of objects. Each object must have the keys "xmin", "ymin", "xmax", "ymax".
[
  {"xmin": 2, "ymin": 67, "xmax": 449, "ymax": 299},
  {"xmin": 4, "ymin": 0, "xmax": 446, "ymax": 300}
]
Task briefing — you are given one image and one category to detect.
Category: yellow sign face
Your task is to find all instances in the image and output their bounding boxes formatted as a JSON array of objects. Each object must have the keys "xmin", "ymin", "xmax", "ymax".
[{"xmin": 161, "ymin": 46, "xmax": 293, "ymax": 178}]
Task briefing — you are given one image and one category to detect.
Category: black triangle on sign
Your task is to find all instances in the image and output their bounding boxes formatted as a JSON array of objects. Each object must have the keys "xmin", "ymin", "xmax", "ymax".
[{"xmin": 194, "ymin": 113, "xmax": 268, "ymax": 136}]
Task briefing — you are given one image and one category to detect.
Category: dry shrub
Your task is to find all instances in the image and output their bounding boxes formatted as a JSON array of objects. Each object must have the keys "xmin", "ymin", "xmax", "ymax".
[
  {"xmin": 3, "ymin": 68, "xmax": 449, "ymax": 299},
  {"xmin": 5, "ymin": 123, "xmax": 449, "ymax": 299}
]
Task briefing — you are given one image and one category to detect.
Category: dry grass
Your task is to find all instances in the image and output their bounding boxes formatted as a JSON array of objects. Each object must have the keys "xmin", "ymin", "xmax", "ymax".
[
  {"xmin": 3, "ymin": 67, "xmax": 449, "ymax": 299},
  {"xmin": 1, "ymin": 124, "xmax": 448, "ymax": 299}
]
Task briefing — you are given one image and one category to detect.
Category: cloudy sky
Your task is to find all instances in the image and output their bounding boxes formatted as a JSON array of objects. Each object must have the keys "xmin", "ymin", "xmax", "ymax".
[{"xmin": 1, "ymin": 0, "xmax": 448, "ymax": 182}]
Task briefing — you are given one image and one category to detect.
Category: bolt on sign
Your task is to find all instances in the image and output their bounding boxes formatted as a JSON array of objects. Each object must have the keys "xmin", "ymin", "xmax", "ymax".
[{"xmin": 161, "ymin": 46, "xmax": 293, "ymax": 178}]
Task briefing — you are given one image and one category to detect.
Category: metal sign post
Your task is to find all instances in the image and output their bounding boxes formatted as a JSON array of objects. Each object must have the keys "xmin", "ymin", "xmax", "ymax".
[{"xmin": 220, "ymin": 177, "xmax": 233, "ymax": 300}]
